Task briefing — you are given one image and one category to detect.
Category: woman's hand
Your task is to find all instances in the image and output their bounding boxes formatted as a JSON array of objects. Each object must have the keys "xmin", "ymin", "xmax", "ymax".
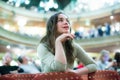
[
  {"xmin": 66, "ymin": 68, "xmax": 76, "ymax": 73},
  {"xmin": 66, "ymin": 67, "xmax": 90, "ymax": 75},
  {"xmin": 56, "ymin": 33, "xmax": 75, "ymax": 43}
]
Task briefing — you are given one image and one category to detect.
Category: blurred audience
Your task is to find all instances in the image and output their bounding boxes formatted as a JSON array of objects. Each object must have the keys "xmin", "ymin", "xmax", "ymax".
[
  {"xmin": 97, "ymin": 25, "xmax": 104, "ymax": 37},
  {"xmin": 0, "ymin": 52, "xmax": 24, "ymax": 75},
  {"xmin": 17, "ymin": 55, "xmax": 41, "ymax": 73},
  {"xmin": 106, "ymin": 51, "xmax": 120, "ymax": 74},
  {"xmin": 92, "ymin": 57, "xmax": 97, "ymax": 61},
  {"xmin": 105, "ymin": 23, "xmax": 111, "ymax": 36},
  {"xmin": 96, "ymin": 49, "xmax": 110, "ymax": 70}
]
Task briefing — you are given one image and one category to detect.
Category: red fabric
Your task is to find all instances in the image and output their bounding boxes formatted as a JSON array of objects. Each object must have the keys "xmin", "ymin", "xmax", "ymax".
[
  {"xmin": 11, "ymin": 73, "xmax": 36, "ymax": 80},
  {"xmin": 33, "ymin": 72, "xmax": 83, "ymax": 80},
  {"xmin": 88, "ymin": 70, "xmax": 120, "ymax": 80},
  {"xmin": 0, "ymin": 74, "xmax": 15, "ymax": 80},
  {"xmin": 77, "ymin": 63, "xmax": 84, "ymax": 69},
  {"xmin": 1, "ymin": 70, "xmax": 119, "ymax": 80}
]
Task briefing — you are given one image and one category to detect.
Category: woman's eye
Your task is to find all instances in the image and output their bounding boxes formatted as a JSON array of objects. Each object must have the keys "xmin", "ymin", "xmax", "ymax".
[
  {"xmin": 57, "ymin": 19, "xmax": 70, "ymax": 24},
  {"xmin": 58, "ymin": 19, "xmax": 63, "ymax": 22}
]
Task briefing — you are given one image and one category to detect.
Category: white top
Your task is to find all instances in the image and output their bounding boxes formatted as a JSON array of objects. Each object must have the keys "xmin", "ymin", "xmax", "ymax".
[{"xmin": 19, "ymin": 63, "xmax": 40, "ymax": 73}]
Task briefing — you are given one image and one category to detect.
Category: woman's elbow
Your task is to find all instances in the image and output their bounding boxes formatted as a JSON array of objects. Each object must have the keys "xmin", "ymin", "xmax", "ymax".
[{"xmin": 86, "ymin": 64, "xmax": 98, "ymax": 73}]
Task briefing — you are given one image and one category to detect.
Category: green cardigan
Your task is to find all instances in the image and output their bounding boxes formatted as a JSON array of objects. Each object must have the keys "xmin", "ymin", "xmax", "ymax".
[{"xmin": 37, "ymin": 42, "xmax": 97, "ymax": 73}]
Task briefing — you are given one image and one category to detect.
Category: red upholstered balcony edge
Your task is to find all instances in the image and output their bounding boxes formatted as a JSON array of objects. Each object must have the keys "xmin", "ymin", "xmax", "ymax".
[{"xmin": 0, "ymin": 70, "xmax": 120, "ymax": 80}]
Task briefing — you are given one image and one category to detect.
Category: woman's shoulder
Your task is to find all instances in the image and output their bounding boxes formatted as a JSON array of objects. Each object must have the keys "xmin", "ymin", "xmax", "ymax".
[
  {"xmin": 37, "ymin": 42, "xmax": 48, "ymax": 51},
  {"xmin": 37, "ymin": 43, "xmax": 50, "ymax": 56},
  {"xmin": 38, "ymin": 42, "xmax": 47, "ymax": 48}
]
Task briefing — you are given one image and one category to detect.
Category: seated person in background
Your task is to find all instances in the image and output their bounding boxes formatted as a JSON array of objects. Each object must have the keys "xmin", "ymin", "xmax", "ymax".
[
  {"xmin": 0, "ymin": 52, "xmax": 23, "ymax": 75},
  {"xmin": 37, "ymin": 12, "xmax": 97, "ymax": 75},
  {"xmin": 106, "ymin": 51, "xmax": 120, "ymax": 74},
  {"xmin": 92, "ymin": 57, "xmax": 97, "ymax": 61},
  {"xmin": 17, "ymin": 55, "xmax": 40, "ymax": 73},
  {"xmin": 96, "ymin": 49, "xmax": 110, "ymax": 70}
]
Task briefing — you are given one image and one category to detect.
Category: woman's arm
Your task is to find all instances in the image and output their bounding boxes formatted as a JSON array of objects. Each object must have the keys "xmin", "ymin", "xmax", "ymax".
[
  {"xmin": 55, "ymin": 33, "xmax": 74, "ymax": 64},
  {"xmin": 67, "ymin": 67, "xmax": 89, "ymax": 75},
  {"xmin": 67, "ymin": 64, "xmax": 97, "ymax": 75},
  {"xmin": 37, "ymin": 43, "xmax": 66, "ymax": 71},
  {"xmin": 68, "ymin": 43, "xmax": 97, "ymax": 75},
  {"xmin": 55, "ymin": 39, "xmax": 67, "ymax": 64}
]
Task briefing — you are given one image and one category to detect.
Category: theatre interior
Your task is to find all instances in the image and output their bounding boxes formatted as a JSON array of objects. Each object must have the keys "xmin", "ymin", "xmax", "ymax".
[{"xmin": 0, "ymin": 0, "xmax": 120, "ymax": 80}]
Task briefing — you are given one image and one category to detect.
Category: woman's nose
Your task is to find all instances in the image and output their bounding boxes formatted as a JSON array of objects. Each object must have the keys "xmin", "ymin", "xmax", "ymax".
[{"xmin": 64, "ymin": 20, "xmax": 69, "ymax": 24}]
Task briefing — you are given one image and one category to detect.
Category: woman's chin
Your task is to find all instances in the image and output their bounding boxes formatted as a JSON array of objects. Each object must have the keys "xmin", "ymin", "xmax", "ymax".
[{"xmin": 63, "ymin": 32, "xmax": 69, "ymax": 34}]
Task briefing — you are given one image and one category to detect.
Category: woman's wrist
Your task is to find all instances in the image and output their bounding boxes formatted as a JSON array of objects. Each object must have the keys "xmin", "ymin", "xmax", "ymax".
[{"xmin": 55, "ymin": 38, "xmax": 63, "ymax": 45}]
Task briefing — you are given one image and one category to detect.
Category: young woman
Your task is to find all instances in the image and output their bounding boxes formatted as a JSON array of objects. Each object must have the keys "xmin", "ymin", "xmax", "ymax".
[{"xmin": 37, "ymin": 12, "xmax": 97, "ymax": 75}]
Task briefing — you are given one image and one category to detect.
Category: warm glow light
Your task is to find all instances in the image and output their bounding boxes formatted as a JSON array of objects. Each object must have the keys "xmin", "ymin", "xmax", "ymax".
[
  {"xmin": 85, "ymin": 19, "xmax": 90, "ymax": 26},
  {"xmin": 4, "ymin": 24, "xmax": 10, "ymax": 30},
  {"xmin": 101, "ymin": 26, "xmax": 106, "ymax": 32},
  {"xmin": 39, "ymin": 0, "xmax": 58, "ymax": 11},
  {"xmin": 25, "ymin": 0, "xmax": 30, "ymax": 5},
  {"xmin": 6, "ymin": 45, "xmax": 11, "ymax": 49},
  {"xmin": 110, "ymin": 15, "xmax": 114, "ymax": 20}
]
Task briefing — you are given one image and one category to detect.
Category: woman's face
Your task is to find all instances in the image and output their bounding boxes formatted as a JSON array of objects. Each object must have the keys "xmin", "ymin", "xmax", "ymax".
[{"xmin": 56, "ymin": 14, "xmax": 70, "ymax": 34}]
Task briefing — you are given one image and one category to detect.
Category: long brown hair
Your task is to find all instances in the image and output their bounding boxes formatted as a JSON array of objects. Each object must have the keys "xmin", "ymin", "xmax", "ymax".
[{"xmin": 40, "ymin": 12, "xmax": 74, "ymax": 64}]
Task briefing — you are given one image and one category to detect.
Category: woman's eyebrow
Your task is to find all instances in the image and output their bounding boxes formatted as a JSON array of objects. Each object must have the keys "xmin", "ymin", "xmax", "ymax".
[
  {"xmin": 58, "ymin": 17, "xmax": 68, "ymax": 20},
  {"xmin": 58, "ymin": 17, "xmax": 63, "ymax": 19}
]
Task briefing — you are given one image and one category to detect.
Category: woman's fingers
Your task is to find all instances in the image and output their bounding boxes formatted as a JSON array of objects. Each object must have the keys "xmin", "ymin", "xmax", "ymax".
[
  {"xmin": 66, "ymin": 33, "xmax": 75, "ymax": 39},
  {"xmin": 56, "ymin": 33, "xmax": 75, "ymax": 42}
]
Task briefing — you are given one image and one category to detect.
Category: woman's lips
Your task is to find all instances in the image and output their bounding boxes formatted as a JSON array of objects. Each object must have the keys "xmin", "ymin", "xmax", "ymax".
[
  {"xmin": 63, "ymin": 26, "xmax": 69, "ymax": 29},
  {"xmin": 63, "ymin": 27, "xmax": 69, "ymax": 30}
]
